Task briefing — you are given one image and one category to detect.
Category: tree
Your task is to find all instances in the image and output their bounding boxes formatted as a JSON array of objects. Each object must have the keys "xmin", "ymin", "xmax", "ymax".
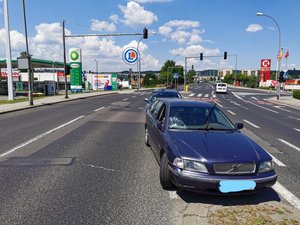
[
  {"xmin": 160, "ymin": 60, "xmax": 184, "ymax": 84},
  {"xmin": 143, "ymin": 72, "xmax": 159, "ymax": 87},
  {"xmin": 187, "ymin": 70, "xmax": 196, "ymax": 83}
]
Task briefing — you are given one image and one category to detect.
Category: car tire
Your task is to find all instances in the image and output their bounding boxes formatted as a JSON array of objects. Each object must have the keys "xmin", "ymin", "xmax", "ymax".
[
  {"xmin": 145, "ymin": 127, "xmax": 150, "ymax": 146},
  {"xmin": 160, "ymin": 153, "xmax": 173, "ymax": 189}
]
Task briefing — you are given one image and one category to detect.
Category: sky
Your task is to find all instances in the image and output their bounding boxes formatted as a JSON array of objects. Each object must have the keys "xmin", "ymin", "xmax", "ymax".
[{"xmin": 0, "ymin": 0, "xmax": 299, "ymax": 73}]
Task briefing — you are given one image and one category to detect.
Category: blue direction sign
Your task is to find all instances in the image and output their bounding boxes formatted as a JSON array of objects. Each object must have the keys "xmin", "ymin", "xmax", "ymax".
[
  {"xmin": 173, "ymin": 72, "xmax": 179, "ymax": 79},
  {"xmin": 122, "ymin": 47, "xmax": 139, "ymax": 65}
]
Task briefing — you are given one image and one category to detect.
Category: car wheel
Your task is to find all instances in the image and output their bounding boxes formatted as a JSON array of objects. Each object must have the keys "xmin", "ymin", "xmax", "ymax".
[
  {"xmin": 160, "ymin": 153, "xmax": 173, "ymax": 189},
  {"xmin": 145, "ymin": 127, "xmax": 150, "ymax": 146}
]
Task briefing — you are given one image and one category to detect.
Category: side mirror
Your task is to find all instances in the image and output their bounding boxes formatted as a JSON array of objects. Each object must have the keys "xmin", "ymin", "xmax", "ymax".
[
  {"xmin": 235, "ymin": 123, "xmax": 244, "ymax": 130},
  {"xmin": 144, "ymin": 98, "xmax": 150, "ymax": 103}
]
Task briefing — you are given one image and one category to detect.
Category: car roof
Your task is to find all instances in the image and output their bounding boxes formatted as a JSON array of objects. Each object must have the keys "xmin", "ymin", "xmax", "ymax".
[
  {"xmin": 152, "ymin": 88, "xmax": 179, "ymax": 93},
  {"xmin": 159, "ymin": 98, "xmax": 215, "ymax": 108}
]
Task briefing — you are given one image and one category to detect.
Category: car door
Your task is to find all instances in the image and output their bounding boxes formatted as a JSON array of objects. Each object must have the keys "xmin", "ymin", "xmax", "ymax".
[
  {"xmin": 146, "ymin": 100, "xmax": 162, "ymax": 149},
  {"xmin": 151, "ymin": 103, "xmax": 167, "ymax": 161}
]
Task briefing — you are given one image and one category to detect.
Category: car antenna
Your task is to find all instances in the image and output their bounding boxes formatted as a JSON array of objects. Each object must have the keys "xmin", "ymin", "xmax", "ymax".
[{"xmin": 205, "ymin": 102, "xmax": 217, "ymax": 131}]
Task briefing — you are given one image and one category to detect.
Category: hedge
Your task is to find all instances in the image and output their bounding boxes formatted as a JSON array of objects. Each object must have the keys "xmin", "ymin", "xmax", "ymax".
[{"xmin": 293, "ymin": 90, "xmax": 300, "ymax": 99}]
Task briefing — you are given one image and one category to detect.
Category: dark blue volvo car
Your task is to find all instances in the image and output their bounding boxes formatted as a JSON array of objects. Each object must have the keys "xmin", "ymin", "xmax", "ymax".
[{"xmin": 145, "ymin": 99, "xmax": 277, "ymax": 194}]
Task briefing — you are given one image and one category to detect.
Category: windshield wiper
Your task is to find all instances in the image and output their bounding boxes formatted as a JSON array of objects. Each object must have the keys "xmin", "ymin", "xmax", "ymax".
[{"xmin": 205, "ymin": 103, "xmax": 217, "ymax": 131}]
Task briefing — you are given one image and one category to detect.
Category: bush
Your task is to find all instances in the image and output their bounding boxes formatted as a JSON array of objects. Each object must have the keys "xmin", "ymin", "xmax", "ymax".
[{"xmin": 293, "ymin": 90, "xmax": 300, "ymax": 99}]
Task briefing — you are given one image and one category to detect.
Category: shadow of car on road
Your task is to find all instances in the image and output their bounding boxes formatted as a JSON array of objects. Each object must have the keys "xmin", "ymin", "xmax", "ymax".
[{"xmin": 175, "ymin": 187, "xmax": 281, "ymax": 206}]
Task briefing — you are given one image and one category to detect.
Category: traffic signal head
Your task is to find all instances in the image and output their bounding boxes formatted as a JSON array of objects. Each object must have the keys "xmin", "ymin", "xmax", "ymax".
[
  {"xmin": 224, "ymin": 51, "xmax": 227, "ymax": 60},
  {"xmin": 143, "ymin": 28, "xmax": 148, "ymax": 39},
  {"xmin": 279, "ymin": 71, "xmax": 285, "ymax": 83},
  {"xmin": 200, "ymin": 53, "xmax": 203, "ymax": 60}
]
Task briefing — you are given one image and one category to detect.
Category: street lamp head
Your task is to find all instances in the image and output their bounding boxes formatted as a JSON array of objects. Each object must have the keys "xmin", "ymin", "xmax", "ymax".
[{"xmin": 256, "ymin": 12, "xmax": 264, "ymax": 16}]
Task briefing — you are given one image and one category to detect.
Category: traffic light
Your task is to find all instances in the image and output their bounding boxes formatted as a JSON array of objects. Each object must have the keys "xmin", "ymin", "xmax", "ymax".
[
  {"xmin": 143, "ymin": 27, "xmax": 148, "ymax": 39},
  {"xmin": 279, "ymin": 71, "xmax": 285, "ymax": 83},
  {"xmin": 200, "ymin": 53, "xmax": 203, "ymax": 60},
  {"xmin": 65, "ymin": 64, "xmax": 71, "ymax": 75},
  {"xmin": 224, "ymin": 51, "xmax": 227, "ymax": 60}
]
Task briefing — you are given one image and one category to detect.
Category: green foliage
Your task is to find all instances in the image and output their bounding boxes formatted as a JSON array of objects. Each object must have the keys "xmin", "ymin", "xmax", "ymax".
[
  {"xmin": 293, "ymin": 90, "xmax": 300, "ymax": 99},
  {"xmin": 143, "ymin": 72, "xmax": 160, "ymax": 87},
  {"xmin": 187, "ymin": 70, "xmax": 196, "ymax": 83},
  {"xmin": 223, "ymin": 73, "xmax": 260, "ymax": 88},
  {"xmin": 160, "ymin": 60, "xmax": 184, "ymax": 84}
]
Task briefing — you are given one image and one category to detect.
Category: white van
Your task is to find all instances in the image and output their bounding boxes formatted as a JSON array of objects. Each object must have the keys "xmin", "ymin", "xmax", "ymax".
[{"xmin": 215, "ymin": 82, "xmax": 228, "ymax": 93}]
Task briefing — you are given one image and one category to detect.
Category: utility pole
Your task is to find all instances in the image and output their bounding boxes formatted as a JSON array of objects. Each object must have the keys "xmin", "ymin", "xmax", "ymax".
[{"xmin": 62, "ymin": 19, "xmax": 68, "ymax": 98}]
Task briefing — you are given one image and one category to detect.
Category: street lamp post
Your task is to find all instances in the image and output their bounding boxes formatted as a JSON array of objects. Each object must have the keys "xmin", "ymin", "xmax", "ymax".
[
  {"xmin": 95, "ymin": 59, "xmax": 98, "ymax": 90},
  {"xmin": 137, "ymin": 36, "xmax": 143, "ymax": 90},
  {"xmin": 256, "ymin": 12, "xmax": 281, "ymax": 100}
]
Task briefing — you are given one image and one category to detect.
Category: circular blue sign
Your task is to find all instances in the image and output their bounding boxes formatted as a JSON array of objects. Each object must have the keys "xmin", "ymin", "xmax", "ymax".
[{"xmin": 122, "ymin": 47, "xmax": 139, "ymax": 65}]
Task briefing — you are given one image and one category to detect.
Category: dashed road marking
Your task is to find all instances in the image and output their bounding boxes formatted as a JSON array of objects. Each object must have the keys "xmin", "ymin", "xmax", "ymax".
[
  {"xmin": 243, "ymin": 120, "xmax": 260, "ymax": 128},
  {"xmin": 227, "ymin": 110, "xmax": 236, "ymax": 115},
  {"xmin": 251, "ymin": 97, "xmax": 258, "ymax": 100},
  {"xmin": 294, "ymin": 128, "xmax": 300, "ymax": 132},
  {"xmin": 197, "ymin": 94, "xmax": 202, "ymax": 97},
  {"xmin": 289, "ymin": 116, "xmax": 300, "ymax": 121},
  {"xmin": 94, "ymin": 106, "xmax": 105, "ymax": 112},
  {"xmin": 189, "ymin": 93, "xmax": 195, "ymax": 97},
  {"xmin": 0, "ymin": 116, "xmax": 85, "ymax": 158},
  {"xmin": 278, "ymin": 138, "xmax": 300, "ymax": 153},
  {"xmin": 274, "ymin": 106, "xmax": 291, "ymax": 112},
  {"xmin": 216, "ymin": 102, "xmax": 224, "ymax": 108},
  {"xmin": 204, "ymin": 94, "xmax": 209, "ymax": 98},
  {"xmin": 122, "ymin": 98, "xmax": 129, "ymax": 101},
  {"xmin": 267, "ymin": 152, "xmax": 286, "ymax": 167}
]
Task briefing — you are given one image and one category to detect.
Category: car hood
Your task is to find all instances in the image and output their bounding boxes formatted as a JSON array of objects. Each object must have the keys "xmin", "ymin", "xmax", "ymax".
[{"xmin": 168, "ymin": 130, "xmax": 270, "ymax": 163}]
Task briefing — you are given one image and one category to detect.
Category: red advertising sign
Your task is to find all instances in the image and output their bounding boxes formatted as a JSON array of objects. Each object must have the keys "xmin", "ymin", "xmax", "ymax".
[
  {"xmin": 1, "ymin": 71, "xmax": 20, "ymax": 78},
  {"xmin": 57, "ymin": 71, "xmax": 65, "ymax": 77},
  {"xmin": 260, "ymin": 59, "xmax": 271, "ymax": 82}
]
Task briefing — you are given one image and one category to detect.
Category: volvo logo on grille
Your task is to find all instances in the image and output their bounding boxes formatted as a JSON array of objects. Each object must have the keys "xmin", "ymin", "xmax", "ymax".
[{"xmin": 227, "ymin": 164, "xmax": 242, "ymax": 173}]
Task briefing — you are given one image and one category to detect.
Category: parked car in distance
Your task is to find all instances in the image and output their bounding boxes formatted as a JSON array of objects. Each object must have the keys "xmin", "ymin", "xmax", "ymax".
[
  {"xmin": 215, "ymin": 82, "xmax": 228, "ymax": 93},
  {"xmin": 145, "ymin": 98, "xmax": 277, "ymax": 194},
  {"xmin": 144, "ymin": 89, "xmax": 182, "ymax": 105}
]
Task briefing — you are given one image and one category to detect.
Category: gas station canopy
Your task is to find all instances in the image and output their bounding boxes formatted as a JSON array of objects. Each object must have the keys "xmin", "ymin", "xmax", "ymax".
[{"xmin": 0, "ymin": 58, "xmax": 64, "ymax": 69}]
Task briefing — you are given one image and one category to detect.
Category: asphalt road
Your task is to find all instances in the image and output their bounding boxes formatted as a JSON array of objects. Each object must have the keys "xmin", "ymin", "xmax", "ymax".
[
  {"xmin": 185, "ymin": 82, "xmax": 300, "ymax": 203},
  {"xmin": 0, "ymin": 87, "xmax": 299, "ymax": 224}
]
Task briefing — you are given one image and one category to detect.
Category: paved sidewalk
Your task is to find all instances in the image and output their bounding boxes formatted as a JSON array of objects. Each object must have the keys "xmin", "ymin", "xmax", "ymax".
[{"xmin": 0, "ymin": 90, "xmax": 135, "ymax": 114}]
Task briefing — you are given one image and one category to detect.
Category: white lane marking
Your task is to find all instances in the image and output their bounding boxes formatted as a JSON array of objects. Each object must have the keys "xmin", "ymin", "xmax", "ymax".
[
  {"xmin": 212, "ymin": 94, "xmax": 216, "ymax": 98},
  {"xmin": 267, "ymin": 152, "xmax": 286, "ymax": 167},
  {"xmin": 243, "ymin": 120, "xmax": 260, "ymax": 129},
  {"xmin": 216, "ymin": 102, "xmax": 224, "ymax": 108},
  {"xmin": 0, "ymin": 116, "xmax": 85, "ymax": 158},
  {"xmin": 273, "ymin": 182, "xmax": 300, "ymax": 210},
  {"xmin": 251, "ymin": 97, "xmax": 258, "ymax": 100},
  {"xmin": 289, "ymin": 116, "xmax": 300, "ymax": 121},
  {"xmin": 132, "ymin": 96, "xmax": 137, "ymax": 98},
  {"xmin": 169, "ymin": 191, "xmax": 179, "ymax": 199},
  {"xmin": 248, "ymin": 101, "xmax": 279, "ymax": 114},
  {"xmin": 294, "ymin": 128, "xmax": 300, "ymax": 132},
  {"xmin": 205, "ymin": 94, "xmax": 209, "ymax": 98},
  {"xmin": 122, "ymin": 98, "xmax": 129, "ymax": 101},
  {"xmin": 278, "ymin": 138, "xmax": 300, "ymax": 152},
  {"xmin": 197, "ymin": 93, "xmax": 202, "ymax": 97},
  {"xmin": 94, "ymin": 106, "xmax": 105, "ymax": 112},
  {"xmin": 273, "ymin": 106, "xmax": 291, "ymax": 112},
  {"xmin": 231, "ymin": 101, "xmax": 241, "ymax": 106},
  {"xmin": 227, "ymin": 110, "xmax": 236, "ymax": 115},
  {"xmin": 232, "ymin": 92, "xmax": 244, "ymax": 101},
  {"xmin": 189, "ymin": 93, "xmax": 195, "ymax": 97},
  {"xmin": 211, "ymin": 91, "xmax": 214, "ymax": 95}
]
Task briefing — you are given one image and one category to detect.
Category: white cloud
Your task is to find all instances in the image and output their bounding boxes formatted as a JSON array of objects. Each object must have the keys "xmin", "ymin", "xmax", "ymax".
[
  {"xmin": 91, "ymin": 19, "xmax": 116, "ymax": 32},
  {"xmin": 109, "ymin": 14, "xmax": 119, "ymax": 23},
  {"xmin": 246, "ymin": 24, "xmax": 263, "ymax": 32},
  {"xmin": 170, "ymin": 31, "xmax": 189, "ymax": 44},
  {"xmin": 165, "ymin": 20, "xmax": 200, "ymax": 29},
  {"xmin": 119, "ymin": 1, "xmax": 158, "ymax": 28},
  {"xmin": 132, "ymin": 0, "xmax": 172, "ymax": 3},
  {"xmin": 33, "ymin": 23, "xmax": 63, "ymax": 43},
  {"xmin": 158, "ymin": 25, "xmax": 172, "ymax": 36},
  {"xmin": 0, "ymin": 29, "xmax": 25, "ymax": 58},
  {"xmin": 159, "ymin": 20, "xmax": 206, "ymax": 45},
  {"xmin": 170, "ymin": 45, "xmax": 220, "ymax": 58}
]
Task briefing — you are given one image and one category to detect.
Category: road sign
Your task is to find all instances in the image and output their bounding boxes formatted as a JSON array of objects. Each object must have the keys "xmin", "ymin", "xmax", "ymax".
[
  {"xmin": 173, "ymin": 72, "xmax": 178, "ymax": 79},
  {"xmin": 122, "ymin": 47, "xmax": 139, "ymax": 65}
]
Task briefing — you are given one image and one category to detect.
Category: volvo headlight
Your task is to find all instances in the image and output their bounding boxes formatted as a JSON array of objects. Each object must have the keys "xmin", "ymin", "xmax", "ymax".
[
  {"xmin": 258, "ymin": 160, "xmax": 274, "ymax": 173},
  {"xmin": 173, "ymin": 158, "xmax": 208, "ymax": 173}
]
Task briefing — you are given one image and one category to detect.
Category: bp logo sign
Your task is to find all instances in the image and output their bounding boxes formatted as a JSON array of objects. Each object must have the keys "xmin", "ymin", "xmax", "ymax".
[
  {"xmin": 122, "ymin": 47, "xmax": 139, "ymax": 65},
  {"xmin": 70, "ymin": 51, "xmax": 79, "ymax": 61}
]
